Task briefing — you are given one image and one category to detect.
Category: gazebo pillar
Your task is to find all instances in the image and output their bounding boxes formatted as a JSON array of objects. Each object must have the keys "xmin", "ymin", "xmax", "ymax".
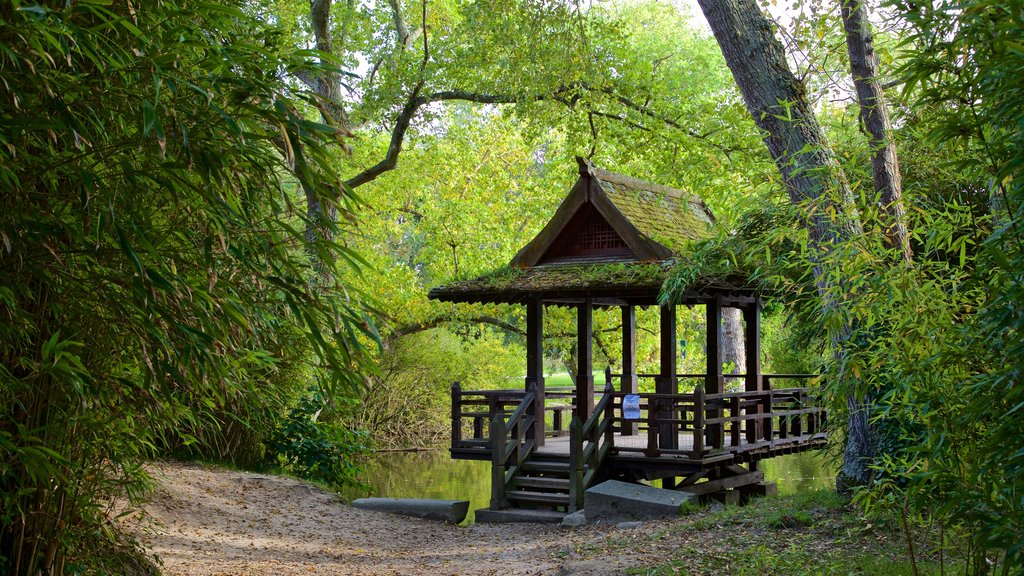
[
  {"xmin": 620, "ymin": 305, "xmax": 638, "ymax": 435},
  {"xmin": 743, "ymin": 299, "xmax": 762, "ymax": 392},
  {"xmin": 576, "ymin": 300, "xmax": 594, "ymax": 421},
  {"xmin": 743, "ymin": 299, "xmax": 763, "ymax": 446},
  {"xmin": 706, "ymin": 297, "xmax": 724, "ymax": 447},
  {"xmin": 657, "ymin": 304, "xmax": 678, "ymax": 450},
  {"xmin": 706, "ymin": 298, "xmax": 723, "ymax": 395},
  {"xmin": 525, "ymin": 300, "xmax": 545, "ymax": 446}
]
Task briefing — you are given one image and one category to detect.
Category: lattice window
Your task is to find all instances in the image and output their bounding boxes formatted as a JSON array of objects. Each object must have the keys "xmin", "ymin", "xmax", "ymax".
[
  {"xmin": 569, "ymin": 215, "xmax": 626, "ymax": 253},
  {"xmin": 544, "ymin": 205, "xmax": 633, "ymax": 260}
]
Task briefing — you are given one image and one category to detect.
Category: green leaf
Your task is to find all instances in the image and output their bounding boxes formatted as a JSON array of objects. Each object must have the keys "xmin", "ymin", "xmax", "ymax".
[
  {"xmin": 115, "ymin": 227, "xmax": 144, "ymax": 276},
  {"xmin": 142, "ymin": 100, "xmax": 155, "ymax": 137}
]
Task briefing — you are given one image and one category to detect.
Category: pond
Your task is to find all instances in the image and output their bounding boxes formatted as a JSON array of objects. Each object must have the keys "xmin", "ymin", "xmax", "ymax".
[{"xmin": 342, "ymin": 449, "xmax": 837, "ymax": 525}]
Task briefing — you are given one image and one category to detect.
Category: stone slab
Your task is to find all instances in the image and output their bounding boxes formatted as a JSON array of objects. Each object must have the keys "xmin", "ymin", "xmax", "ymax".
[
  {"xmin": 474, "ymin": 508, "xmax": 566, "ymax": 524},
  {"xmin": 584, "ymin": 480, "xmax": 695, "ymax": 522},
  {"xmin": 351, "ymin": 498, "xmax": 469, "ymax": 524},
  {"xmin": 560, "ymin": 509, "xmax": 588, "ymax": 528}
]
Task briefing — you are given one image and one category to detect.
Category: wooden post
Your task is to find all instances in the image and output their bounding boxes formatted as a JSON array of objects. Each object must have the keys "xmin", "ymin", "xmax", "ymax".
[
  {"xmin": 621, "ymin": 305, "xmax": 639, "ymax": 435},
  {"xmin": 451, "ymin": 382, "xmax": 462, "ymax": 447},
  {"xmin": 692, "ymin": 383, "xmax": 705, "ymax": 458},
  {"xmin": 603, "ymin": 382, "xmax": 615, "ymax": 446},
  {"xmin": 490, "ymin": 415, "xmax": 507, "ymax": 510},
  {"xmin": 706, "ymin": 298, "xmax": 723, "ymax": 447},
  {"xmin": 743, "ymin": 301, "xmax": 762, "ymax": 392},
  {"xmin": 657, "ymin": 304, "xmax": 678, "ymax": 450},
  {"xmin": 525, "ymin": 300, "xmax": 545, "ymax": 446},
  {"xmin": 569, "ymin": 415, "xmax": 584, "ymax": 512},
  {"xmin": 706, "ymin": 298, "xmax": 723, "ymax": 394},
  {"xmin": 576, "ymin": 300, "xmax": 594, "ymax": 421},
  {"xmin": 730, "ymin": 396, "xmax": 741, "ymax": 448},
  {"xmin": 743, "ymin": 301, "xmax": 762, "ymax": 443}
]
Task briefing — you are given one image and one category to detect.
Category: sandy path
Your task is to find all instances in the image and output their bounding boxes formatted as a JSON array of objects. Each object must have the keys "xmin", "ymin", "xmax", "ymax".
[{"xmin": 127, "ymin": 462, "xmax": 618, "ymax": 576}]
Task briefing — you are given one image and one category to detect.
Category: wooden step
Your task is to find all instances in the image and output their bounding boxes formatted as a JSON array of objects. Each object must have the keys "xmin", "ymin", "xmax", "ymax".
[
  {"xmin": 506, "ymin": 490, "xmax": 570, "ymax": 506},
  {"xmin": 520, "ymin": 459, "xmax": 570, "ymax": 473},
  {"xmin": 513, "ymin": 476, "xmax": 570, "ymax": 491}
]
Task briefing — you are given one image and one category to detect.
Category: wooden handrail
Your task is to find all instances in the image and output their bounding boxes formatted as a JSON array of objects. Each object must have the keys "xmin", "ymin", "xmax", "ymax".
[
  {"xmin": 569, "ymin": 383, "xmax": 615, "ymax": 512},
  {"xmin": 489, "ymin": 385, "xmax": 537, "ymax": 510}
]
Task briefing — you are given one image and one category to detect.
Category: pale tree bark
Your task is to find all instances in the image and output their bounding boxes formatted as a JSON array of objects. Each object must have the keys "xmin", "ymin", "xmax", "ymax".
[
  {"xmin": 695, "ymin": 0, "xmax": 873, "ymax": 487},
  {"xmin": 841, "ymin": 0, "xmax": 913, "ymax": 263},
  {"xmin": 721, "ymin": 307, "xmax": 745, "ymax": 376}
]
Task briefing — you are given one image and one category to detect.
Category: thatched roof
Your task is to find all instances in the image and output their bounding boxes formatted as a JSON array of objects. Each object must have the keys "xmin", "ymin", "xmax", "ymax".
[{"xmin": 429, "ymin": 158, "xmax": 743, "ymax": 305}]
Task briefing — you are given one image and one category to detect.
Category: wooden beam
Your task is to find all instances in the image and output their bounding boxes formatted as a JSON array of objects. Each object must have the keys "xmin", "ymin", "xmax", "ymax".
[
  {"xmin": 621, "ymin": 305, "xmax": 638, "ymax": 435},
  {"xmin": 526, "ymin": 300, "xmax": 546, "ymax": 446},
  {"xmin": 679, "ymin": 470, "xmax": 764, "ymax": 497},
  {"xmin": 657, "ymin": 305, "xmax": 678, "ymax": 449},
  {"xmin": 576, "ymin": 300, "xmax": 594, "ymax": 421}
]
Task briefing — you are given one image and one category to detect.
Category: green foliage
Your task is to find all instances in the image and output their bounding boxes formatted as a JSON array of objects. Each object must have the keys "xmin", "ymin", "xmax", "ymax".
[
  {"xmin": 350, "ymin": 328, "xmax": 523, "ymax": 448},
  {"xmin": 663, "ymin": 0, "xmax": 1024, "ymax": 565},
  {"xmin": 0, "ymin": 1, "xmax": 375, "ymax": 572},
  {"xmin": 267, "ymin": 391, "xmax": 371, "ymax": 489}
]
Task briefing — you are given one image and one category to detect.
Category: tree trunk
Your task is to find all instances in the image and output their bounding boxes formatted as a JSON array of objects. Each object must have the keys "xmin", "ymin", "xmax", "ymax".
[
  {"xmin": 696, "ymin": 0, "xmax": 862, "ymax": 246},
  {"xmin": 841, "ymin": 0, "xmax": 912, "ymax": 263},
  {"xmin": 306, "ymin": 0, "xmax": 345, "ymax": 248},
  {"xmin": 721, "ymin": 307, "xmax": 745, "ymax": 376},
  {"xmin": 696, "ymin": 0, "xmax": 874, "ymax": 487}
]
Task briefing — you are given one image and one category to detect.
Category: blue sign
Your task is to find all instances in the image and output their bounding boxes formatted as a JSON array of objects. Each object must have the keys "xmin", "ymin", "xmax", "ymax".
[{"xmin": 623, "ymin": 394, "xmax": 641, "ymax": 420}]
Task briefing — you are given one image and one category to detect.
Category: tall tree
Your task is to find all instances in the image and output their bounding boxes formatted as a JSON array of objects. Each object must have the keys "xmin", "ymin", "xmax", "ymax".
[
  {"xmin": 694, "ymin": 0, "xmax": 874, "ymax": 486},
  {"xmin": 840, "ymin": 0, "xmax": 912, "ymax": 262}
]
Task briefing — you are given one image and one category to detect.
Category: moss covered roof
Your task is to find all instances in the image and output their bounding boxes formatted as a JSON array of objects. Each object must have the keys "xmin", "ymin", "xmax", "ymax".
[
  {"xmin": 428, "ymin": 160, "xmax": 748, "ymax": 304},
  {"xmin": 428, "ymin": 261, "xmax": 670, "ymax": 304},
  {"xmin": 592, "ymin": 167, "xmax": 714, "ymax": 253}
]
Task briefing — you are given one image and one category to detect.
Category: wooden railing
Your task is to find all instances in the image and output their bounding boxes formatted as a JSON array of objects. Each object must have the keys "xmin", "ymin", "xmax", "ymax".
[
  {"xmin": 450, "ymin": 384, "xmax": 576, "ymax": 456},
  {"xmin": 489, "ymin": 385, "xmax": 536, "ymax": 509},
  {"xmin": 453, "ymin": 374, "xmax": 825, "ymax": 464},
  {"xmin": 568, "ymin": 383, "xmax": 615, "ymax": 511},
  {"xmin": 604, "ymin": 374, "xmax": 825, "ymax": 459}
]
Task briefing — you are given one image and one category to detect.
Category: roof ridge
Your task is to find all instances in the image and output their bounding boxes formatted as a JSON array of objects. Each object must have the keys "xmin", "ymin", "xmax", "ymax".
[{"xmin": 592, "ymin": 167, "xmax": 685, "ymax": 200}]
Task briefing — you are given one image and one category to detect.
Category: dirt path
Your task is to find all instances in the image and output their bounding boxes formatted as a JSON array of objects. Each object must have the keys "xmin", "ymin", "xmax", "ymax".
[{"xmin": 126, "ymin": 462, "xmax": 641, "ymax": 576}]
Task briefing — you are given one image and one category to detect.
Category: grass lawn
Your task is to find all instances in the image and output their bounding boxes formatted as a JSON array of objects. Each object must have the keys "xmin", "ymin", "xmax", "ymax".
[{"xmin": 543, "ymin": 371, "xmax": 607, "ymax": 388}]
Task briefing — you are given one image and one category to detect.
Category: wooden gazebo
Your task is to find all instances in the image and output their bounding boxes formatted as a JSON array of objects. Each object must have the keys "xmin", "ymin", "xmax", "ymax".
[{"xmin": 429, "ymin": 158, "xmax": 825, "ymax": 517}]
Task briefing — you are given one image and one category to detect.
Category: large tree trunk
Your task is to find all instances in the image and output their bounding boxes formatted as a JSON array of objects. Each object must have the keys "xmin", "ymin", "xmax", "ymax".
[
  {"xmin": 696, "ymin": 0, "xmax": 874, "ymax": 487},
  {"xmin": 841, "ymin": 0, "xmax": 912, "ymax": 263}
]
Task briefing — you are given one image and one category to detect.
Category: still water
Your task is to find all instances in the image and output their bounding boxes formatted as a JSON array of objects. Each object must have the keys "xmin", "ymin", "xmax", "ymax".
[{"xmin": 343, "ymin": 450, "xmax": 836, "ymax": 525}]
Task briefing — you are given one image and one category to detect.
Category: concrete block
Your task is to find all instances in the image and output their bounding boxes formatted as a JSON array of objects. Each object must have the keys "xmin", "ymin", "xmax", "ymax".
[
  {"xmin": 351, "ymin": 498, "xmax": 469, "ymax": 524},
  {"xmin": 584, "ymin": 480, "xmax": 695, "ymax": 522}
]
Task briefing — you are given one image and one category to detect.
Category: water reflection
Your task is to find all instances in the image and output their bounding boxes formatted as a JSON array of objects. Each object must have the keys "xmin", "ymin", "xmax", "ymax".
[{"xmin": 342, "ymin": 450, "xmax": 836, "ymax": 525}]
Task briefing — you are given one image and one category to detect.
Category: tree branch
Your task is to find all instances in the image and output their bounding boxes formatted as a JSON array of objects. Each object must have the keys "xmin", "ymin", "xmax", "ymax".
[
  {"xmin": 344, "ymin": 82, "xmax": 731, "ymax": 189},
  {"xmin": 390, "ymin": 315, "xmax": 524, "ymax": 340}
]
